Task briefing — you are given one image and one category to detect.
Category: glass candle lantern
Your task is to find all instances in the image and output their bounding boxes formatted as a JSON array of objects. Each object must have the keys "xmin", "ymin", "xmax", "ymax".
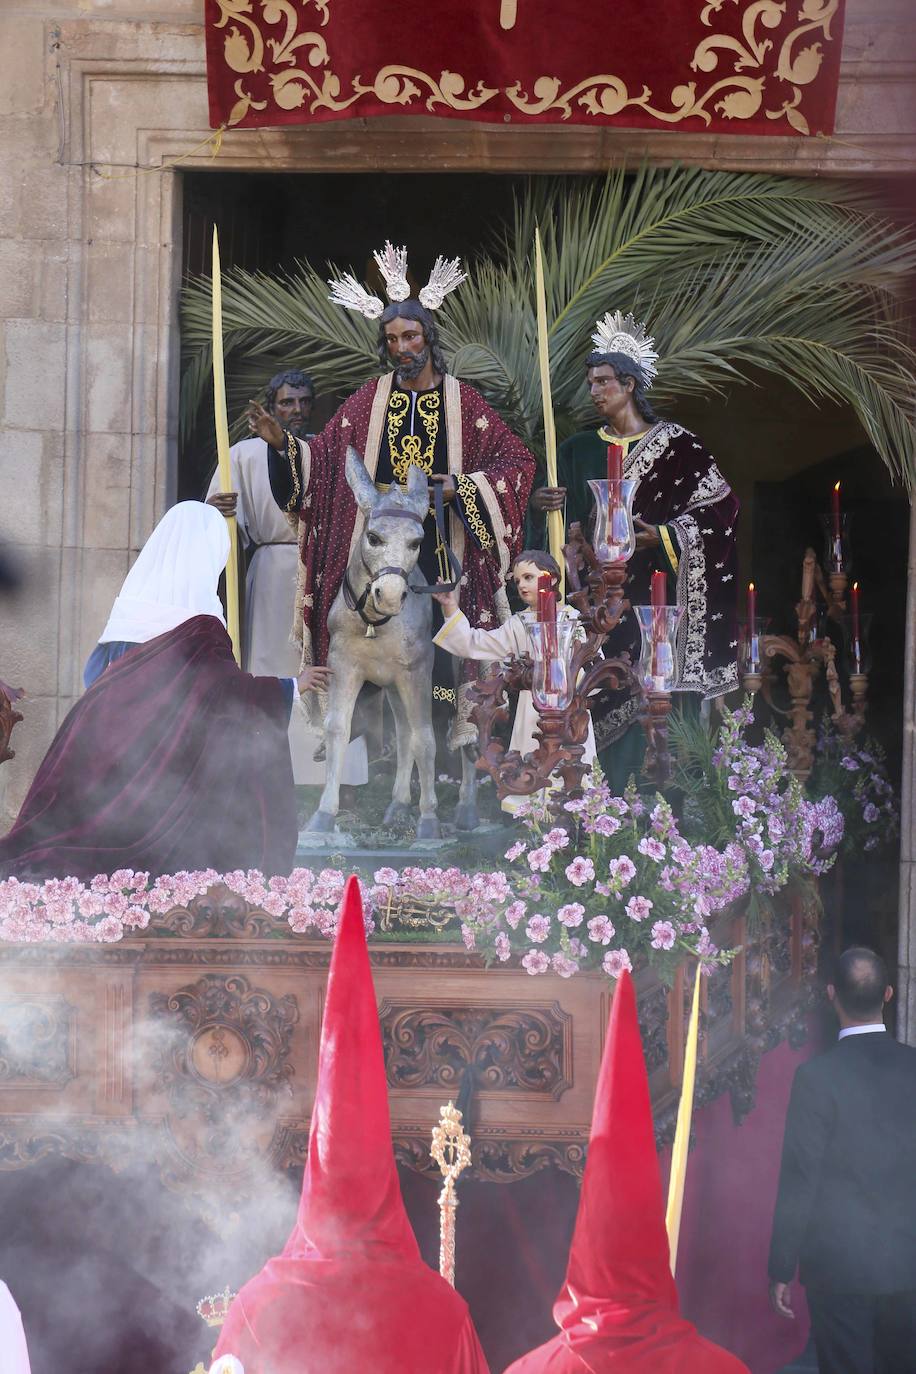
[
  {"xmin": 843, "ymin": 610, "xmax": 872, "ymax": 675},
  {"xmin": 588, "ymin": 478, "xmax": 638, "ymax": 564},
  {"xmin": 525, "ymin": 619, "xmax": 578, "ymax": 711},
  {"xmin": 739, "ymin": 617, "xmax": 770, "ymax": 675},
  {"xmin": 634, "ymin": 605, "xmax": 684, "ymax": 693},
  {"xmin": 819, "ymin": 512, "xmax": 852, "ymax": 575}
]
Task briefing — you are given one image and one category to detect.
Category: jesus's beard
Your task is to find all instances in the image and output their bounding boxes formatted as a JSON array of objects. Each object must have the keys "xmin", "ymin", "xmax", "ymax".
[{"xmin": 396, "ymin": 347, "xmax": 430, "ymax": 383}]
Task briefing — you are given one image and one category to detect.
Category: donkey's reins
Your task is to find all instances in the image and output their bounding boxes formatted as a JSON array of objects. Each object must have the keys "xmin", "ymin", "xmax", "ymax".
[
  {"xmin": 411, "ymin": 478, "xmax": 462, "ymax": 596},
  {"xmin": 343, "ymin": 481, "xmax": 463, "ymax": 634}
]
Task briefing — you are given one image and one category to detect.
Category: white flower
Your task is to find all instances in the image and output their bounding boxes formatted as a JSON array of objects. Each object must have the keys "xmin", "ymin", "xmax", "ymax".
[
  {"xmin": 565, "ymin": 857, "xmax": 595, "ymax": 886},
  {"xmin": 557, "ymin": 902, "xmax": 585, "ymax": 927},
  {"xmin": 603, "ymin": 948, "xmax": 633, "ymax": 978},
  {"xmin": 625, "ymin": 895, "xmax": 653, "ymax": 922},
  {"xmin": 650, "ymin": 919, "xmax": 676, "ymax": 950}
]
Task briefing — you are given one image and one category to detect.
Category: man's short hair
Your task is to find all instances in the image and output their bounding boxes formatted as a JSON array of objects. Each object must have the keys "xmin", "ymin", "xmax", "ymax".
[
  {"xmin": 265, "ymin": 369, "xmax": 315, "ymax": 411},
  {"xmin": 832, "ymin": 946, "xmax": 889, "ymax": 1019}
]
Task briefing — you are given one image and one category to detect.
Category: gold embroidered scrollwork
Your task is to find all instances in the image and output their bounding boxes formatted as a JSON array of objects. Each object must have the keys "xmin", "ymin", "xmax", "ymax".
[
  {"xmin": 215, "ymin": 0, "xmax": 839, "ymax": 134},
  {"xmin": 387, "ymin": 390, "xmax": 441, "ymax": 483},
  {"xmin": 456, "ymin": 475, "xmax": 495, "ymax": 553}
]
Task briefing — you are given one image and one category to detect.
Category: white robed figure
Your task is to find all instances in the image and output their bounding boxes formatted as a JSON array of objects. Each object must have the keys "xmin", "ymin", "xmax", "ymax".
[
  {"xmin": 0, "ymin": 1281, "xmax": 31, "ymax": 1374},
  {"xmin": 434, "ymin": 550, "xmax": 596, "ymax": 813},
  {"xmin": 207, "ymin": 384, "xmax": 367, "ymax": 789}
]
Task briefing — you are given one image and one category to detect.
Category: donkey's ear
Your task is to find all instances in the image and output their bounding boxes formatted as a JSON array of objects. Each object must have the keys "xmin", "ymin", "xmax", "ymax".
[
  {"xmin": 404, "ymin": 462, "xmax": 430, "ymax": 515},
  {"xmin": 345, "ymin": 446, "xmax": 379, "ymax": 513}
]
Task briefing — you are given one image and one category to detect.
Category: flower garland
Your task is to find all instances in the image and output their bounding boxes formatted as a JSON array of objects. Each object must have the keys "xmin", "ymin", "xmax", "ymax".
[{"xmin": 0, "ymin": 705, "xmax": 845, "ymax": 980}]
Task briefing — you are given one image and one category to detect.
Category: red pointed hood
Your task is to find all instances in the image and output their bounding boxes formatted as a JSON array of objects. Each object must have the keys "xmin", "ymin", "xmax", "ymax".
[
  {"xmin": 558, "ymin": 969, "xmax": 677, "ymax": 1318},
  {"xmin": 506, "ymin": 970, "xmax": 748, "ymax": 1373},
  {"xmin": 214, "ymin": 876, "xmax": 490, "ymax": 1374},
  {"xmin": 283, "ymin": 873, "xmax": 419, "ymax": 1261}
]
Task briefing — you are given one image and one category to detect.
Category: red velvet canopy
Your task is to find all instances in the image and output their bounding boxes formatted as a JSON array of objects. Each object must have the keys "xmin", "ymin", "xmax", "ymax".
[
  {"xmin": 205, "ymin": 0, "xmax": 844, "ymax": 137},
  {"xmin": 214, "ymin": 876, "xmax": 489, "ymax": 1374}
]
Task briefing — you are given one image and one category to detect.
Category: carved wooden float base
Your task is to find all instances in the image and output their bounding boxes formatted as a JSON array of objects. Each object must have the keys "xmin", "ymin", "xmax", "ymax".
[{"xmin": 0, "ymin": 891, "xmax": 817, "ymax": 1205}]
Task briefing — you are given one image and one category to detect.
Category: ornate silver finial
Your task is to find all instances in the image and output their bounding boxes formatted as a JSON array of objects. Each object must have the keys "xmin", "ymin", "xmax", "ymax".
[
  {"xmin": 591, "ymin": 310, "xmax": 659, "ymax": 387},
  {"xmin": 419, "ymin": 255, "xmax": 467, "ymax": 311},
  {"xmin": 327, "ymin": 272, "xmax": 385, "ymax": 320},
  {"xmin": 373, "ymin": 241, "xmax": 410, "ymax": 302},
  {"xmin": 328, "ymin": 244, "xmax": 466, "ymax": 317}
]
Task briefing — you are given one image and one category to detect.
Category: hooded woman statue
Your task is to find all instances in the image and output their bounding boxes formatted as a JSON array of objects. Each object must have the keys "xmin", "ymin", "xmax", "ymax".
[{"xmin": 0, "ymin": 502, "xmax": 315, "ymax": 882}]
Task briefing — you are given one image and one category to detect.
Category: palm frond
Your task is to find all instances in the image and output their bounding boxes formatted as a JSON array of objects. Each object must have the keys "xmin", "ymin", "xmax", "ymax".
[{"xmin": 180, "ymin": 169, "xmax": 916, "ymax": 487}]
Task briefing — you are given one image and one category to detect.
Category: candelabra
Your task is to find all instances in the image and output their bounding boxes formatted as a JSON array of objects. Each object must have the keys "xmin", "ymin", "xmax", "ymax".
[
  {"xmin": 740, "ymin": 546, "xmax": 870, "ymax": 779},
  {"xmin": 469, "ymin": 502, "xmax": 680, "ymax": 810}
]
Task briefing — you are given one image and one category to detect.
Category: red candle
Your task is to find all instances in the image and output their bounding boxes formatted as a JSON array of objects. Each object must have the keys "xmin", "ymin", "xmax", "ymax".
[
  {"xmin": 831, "ymin": 481, "xmax": 841, "ymax": 540},
  {"xmin": 536, "ymin": 572, "xmax": 554, "ymax": 623},
  {"xmin": 651, "ymin": 570, "xmax": 666, "ymax": 610},
  {"xmin": 747, "ymin": 581, "xmax": 756, "ymax": 626},
  {"xmin": 607, "ymin": 442, "xmax": 623, "ymax": 484}
]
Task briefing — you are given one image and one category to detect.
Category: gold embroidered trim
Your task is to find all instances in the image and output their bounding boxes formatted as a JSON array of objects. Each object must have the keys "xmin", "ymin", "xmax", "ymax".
[
  {"xmin": 283, "ymin": 429, "xmax": 301, "ymax": 513},
  {"xmin": 456, "ymin": 473, "xmax": 494, "ymax": 551},
  {"xmin": 387, "ymin": 388, "xmax": 440, "ymax": 482},
  {"xmin": 468, "ymin": 471, "xmax": 510, "ymax": 574},
  {"xmin": 219, "ymin": 0, "xmax": 841, "ymax": 139},
  {"xmin": 659, "ymin": 523, "xmax": 679, "ymax": 574},
  {"xmin": 433, "ymin": 685, "xmax": 457, "ymax": 704}
]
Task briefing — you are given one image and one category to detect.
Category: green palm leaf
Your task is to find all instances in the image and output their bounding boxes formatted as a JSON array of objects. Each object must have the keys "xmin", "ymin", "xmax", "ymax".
[{"xmin": 180, "ymin": 168, "xmax": 916, "ymax": 486}]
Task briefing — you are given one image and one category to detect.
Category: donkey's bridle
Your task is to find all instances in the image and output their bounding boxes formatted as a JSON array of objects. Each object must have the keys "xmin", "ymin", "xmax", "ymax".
[{"xmin": 342, "ymin": 483, "xmax": 462, "ymax": 630}]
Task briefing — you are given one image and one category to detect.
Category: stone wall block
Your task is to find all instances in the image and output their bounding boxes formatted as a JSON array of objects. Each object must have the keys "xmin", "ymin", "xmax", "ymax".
[
  {"xmin": 86, "ymin": 176, "xmax": 139, "ymax": 246},
  {"xmin": 0, "ymin": 544, "xmax": 62, "ymax": 692},
  {"xmin": 0, "ymin": 239, "xmax": 42, "ymax": 319},
  {"xmin": 3, "ymin": 319, "xmax": 67, "ymax": 431},
  {"xmin": 0, "ymin": 17, "xmax": 48, "ymax": 120},
  {"xmin": 0, "ymin": 429, "xmax": 64, "ymax": 547},
  {"xmin": 86, "ymin": 242, "xmax": 136, "ymax": 324},
  {"xmin": 81, "ymin": 434, "xmax": 132, "ymax": 551},
  {"xmin": 84, "ymin": 322, "xmax": 133, "ymax": 435}
]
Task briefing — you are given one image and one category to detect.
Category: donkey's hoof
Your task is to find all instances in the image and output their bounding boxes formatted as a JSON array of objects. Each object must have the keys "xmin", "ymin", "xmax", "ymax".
[
  {"xmin": 416, "ymin": 815, "xmax": 442, "ymax": 841},
  {"xmin": 453, "ymin": 803, "xmax": 480, "ymax": 832},
  {"xmin": 383, "ymin": 800, "xmax": 411, "ymax": 827},
  {"xmin": 305, "ymin": 809, "xmax": 336, "ymax": 834}
]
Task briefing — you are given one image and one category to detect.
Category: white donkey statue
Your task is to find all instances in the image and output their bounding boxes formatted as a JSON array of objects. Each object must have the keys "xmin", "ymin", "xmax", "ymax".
[{"xmin": 305, "ymin": 448, "xmax": 479, "ymax": 841}]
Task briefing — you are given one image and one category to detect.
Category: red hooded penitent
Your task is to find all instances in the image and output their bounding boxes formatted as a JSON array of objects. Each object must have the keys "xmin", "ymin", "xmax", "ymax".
[
  {"xmin": 214, "ymin": 875, "xmax": 489, "ymax": 1374},
  {"xmin": 505, "ymin": 970, "xmax": 749, "ymax": 1373}
]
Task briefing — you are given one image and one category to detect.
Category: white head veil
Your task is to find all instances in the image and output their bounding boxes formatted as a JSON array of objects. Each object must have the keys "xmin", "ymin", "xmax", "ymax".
[
  {"xmin": 0, "ymin": 1281, "xmax": 31, "ymax": 1374},
  {"xmin": 98, "ymin": 501, "xmax": 230, "ymax": 645}
]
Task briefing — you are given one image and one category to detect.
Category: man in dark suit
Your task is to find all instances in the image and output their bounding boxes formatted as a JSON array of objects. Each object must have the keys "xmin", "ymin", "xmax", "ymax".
[{"xmin": 768, "ymin": 946, "xmax": 916, "ymax": 1372}]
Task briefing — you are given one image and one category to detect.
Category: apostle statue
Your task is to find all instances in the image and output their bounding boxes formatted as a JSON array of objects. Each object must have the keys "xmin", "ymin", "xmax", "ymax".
[
  {"xmin": 205, "ymin": 367, "xmax": 367, "ymax": 787},
  {"xmin": 532, "ymin": 311, "xmax": 738, "ymax": 787},
  {"xmin": 252, "ymin": 243, "xmax": 536, "ymax": 753}
]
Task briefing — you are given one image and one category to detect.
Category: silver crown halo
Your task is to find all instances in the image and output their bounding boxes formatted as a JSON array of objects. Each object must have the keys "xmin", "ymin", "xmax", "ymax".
[
  {"xmin": 418, "ymin": 255, "xmax": 467, "ymax": 311},
  {"xmin": 591, "ymin": 310, "xmax": 659, "ymax": 387},
  {"xmin": 327, "ymin": 244, "xmax": 466, "ymax": 319}
]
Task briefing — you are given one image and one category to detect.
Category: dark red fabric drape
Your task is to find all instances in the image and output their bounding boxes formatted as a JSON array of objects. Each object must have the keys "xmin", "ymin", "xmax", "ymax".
[
  {"xmin": 0, "ymin": 616, "xmax": 297, "ymax": 881},
  {"xmin": 205, "ymin": 0, "xmax": 845, "ymax": 137}
]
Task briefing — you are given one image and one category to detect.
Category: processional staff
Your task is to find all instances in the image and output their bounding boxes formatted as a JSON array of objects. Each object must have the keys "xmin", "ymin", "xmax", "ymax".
[
  {"xmin": 534, "ymin": 228, "xmax": 566, "ymax": 600},
  {"xmin": 665, "ymin": 962, "xmax": 702, "ymax": 1274},
  {"xmin": 211, "ymin": 227, "xmax": 242, "ymax": 665}
]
